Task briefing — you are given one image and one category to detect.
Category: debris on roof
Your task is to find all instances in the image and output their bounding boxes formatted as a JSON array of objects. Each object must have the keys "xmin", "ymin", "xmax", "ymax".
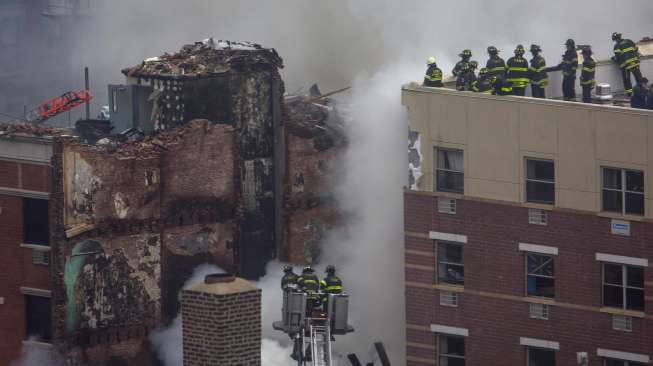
[
  {"xmin": 0, "ymin": 122, "xmax": 70, "ymax": 138},
  {"xmin": 122, "ymin": 39, "xmax": 284, "ymax": 79}
]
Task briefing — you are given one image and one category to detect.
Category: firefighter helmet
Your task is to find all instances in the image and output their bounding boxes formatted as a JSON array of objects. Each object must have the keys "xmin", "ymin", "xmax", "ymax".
[
  {"xmin": 515, "ymin": 44, "xmax": 525, "ymax": 55},
  {"xmin": 427, "ymin": 56, "xmax": 436, "ymax": 65},
  {"xmin": 612, "ymin": 32, "xmax": 622, "ymax": 41},
  {"xmin": 283, "ymin": 265, "xmax": 293, "ymax": 273},
  {"xmin": 530, "ymin": 44, "xmax": 542, "ymax": 53},
  {"xmin": 565, "ymin": 38, "xmax": 576, "ymax": 48},
  {"xmin": 302, "ymin": 265, "xmax": 314, "ymax": 274},
  {"xmin": 479, "ymin": 67, "xmax": 489, "ymax": 76},
  {"xmin": 326, "ymin": 265, "xmax": 336, "ymax": 275},
  {"xmin": 487, "ymin": 46, "xmax": 499, "ymax": 55},
  {"xmin": 581, "ymin": 46, "xmax": 593, "ymax": 56},
  {"xmin": 460, "ymin": 49, "xmax": 472, "ymax": 58}
]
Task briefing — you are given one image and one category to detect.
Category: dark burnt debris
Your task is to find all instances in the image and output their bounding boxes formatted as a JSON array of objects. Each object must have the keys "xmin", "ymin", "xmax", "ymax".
[
  {"xmin": 122, "ymin": 39, "xmax": 284, "ymax": 79},
  {"xmin": 285, "ymin": 95, "xmax": 348, "ymax": 151}
]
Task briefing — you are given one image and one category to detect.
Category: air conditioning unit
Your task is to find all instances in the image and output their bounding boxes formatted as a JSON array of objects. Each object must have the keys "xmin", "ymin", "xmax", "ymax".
[
  {"xmin": 612, "ymin": 315, "xmax": 632, "ymax": 332},
  {"xmin": 439, "ymin": 291, "xmax": 459, "ymax": 307},
  {"xmin": 529, "ymin": 303, "xmax": 549, "ymax": 320},
  {"xmin": 528, "ymin": 208, "xmax": 547, "ymax": 225},
  {"xmin": 32, "ymin": 250, "xmax": 50, "ymax": 266},
  {"xmin": 438, "ymin": 197, "xmax": 456, "ymax": 215}
]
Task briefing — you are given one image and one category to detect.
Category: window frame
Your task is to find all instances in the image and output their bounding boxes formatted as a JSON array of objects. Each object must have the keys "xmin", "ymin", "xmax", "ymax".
[
  {"xmin": 601, "ymin": 167, "xmax": 645, "ymax": 216},
  {"xmin": 24, "ymin": 294, "xmax": 52, "ymax": 342},
  {"xmin": 525, "ymin": 158, "xmax": 556, "ymax": 205},
  {"xmin": 602, "ymin": 262, "xmax": 645, "ymax": 311},
  {"xmin": 438, "ymin": 335, "xmax": 466, "ymax": 366},
  {"xmin": 435, "ymin": 148, "xmax": 464, "ymax": 194},
  {"xmin": 437, "ymin": 241, "xmax": 465, "ymax": 286},
  {"xmin": 525, "ymin": 253, "xmax": 555, "ymax": 299},
  {"xmin": 23, "ymin": 198, "xmax": 50, "ymax": 246},
  {"xmin": 527, "ymin": 347, "xmax": 556, "ymax": 366}
]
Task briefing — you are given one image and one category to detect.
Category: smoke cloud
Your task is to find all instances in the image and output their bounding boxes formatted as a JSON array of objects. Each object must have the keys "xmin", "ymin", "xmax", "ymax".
[{"xmin": 10, "ymin": 338, "xmax": 66, "ymax": 366}]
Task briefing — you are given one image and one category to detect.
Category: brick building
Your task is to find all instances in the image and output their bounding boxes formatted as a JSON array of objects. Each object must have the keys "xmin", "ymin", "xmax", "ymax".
[
  {"xmin": 402, "ymin": 85, "xmax": 653, "ymax": 366},
  {"xmin": 0, "ymin": 127, "xmax": 54, "ymax": 364}
]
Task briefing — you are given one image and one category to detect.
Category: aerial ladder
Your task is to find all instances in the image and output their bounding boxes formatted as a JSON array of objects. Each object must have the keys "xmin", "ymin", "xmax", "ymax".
[
  {"xmin": 274, "ymin": 290, "xmax": 354, "ymax": 366},
  {"xmin": 25, "ymin": 89, "xmax": 93, "ymax": 124}
]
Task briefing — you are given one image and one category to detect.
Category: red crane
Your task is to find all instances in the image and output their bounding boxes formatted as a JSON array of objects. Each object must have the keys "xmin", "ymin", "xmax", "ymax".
[{"xmin": 26, "ymin": 89, "xmax": 93, "ymax": 123}]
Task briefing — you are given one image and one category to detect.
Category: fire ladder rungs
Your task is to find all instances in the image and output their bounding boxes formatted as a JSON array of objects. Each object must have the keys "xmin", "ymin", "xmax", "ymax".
[{"xmin": 309, "ymin": 324, "xmax": 332, "ymax": 366}]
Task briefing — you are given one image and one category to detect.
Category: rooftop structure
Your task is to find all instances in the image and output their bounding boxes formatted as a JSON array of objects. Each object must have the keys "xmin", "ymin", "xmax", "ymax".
[{"xmin": 402, "ymin": 85, "xmax": 653, "ymax": 366}]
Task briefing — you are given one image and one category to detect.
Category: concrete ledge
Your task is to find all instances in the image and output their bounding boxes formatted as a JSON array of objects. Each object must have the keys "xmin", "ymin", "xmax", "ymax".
[
  {"xmin": 595, "ymin": 253, "xmax": 648, "ymax": 267},
  {"xmin": 0, "ymin": 187, "xmax": 49, "ymax": 200},
  {"xmin": 429, "ymin": 231, "xmax": 467, "ymax": 243},
  {"xmin": 430, "ymin": 324, "xmax": 469, "ymax": 337},
  {"xmin": 597, "ymin": 348, "xmax": 650, "ymax": 363},
  {"xmin": 519, "ymin": 243, "xmax": 559, "ymax": 256},
  {"xmin": 519, "ymin": 337, "xmax": 560, "ymax": 350},
  {"xmin": 20, "ymin": 287, "xmax": 51, "ymax": 298}
]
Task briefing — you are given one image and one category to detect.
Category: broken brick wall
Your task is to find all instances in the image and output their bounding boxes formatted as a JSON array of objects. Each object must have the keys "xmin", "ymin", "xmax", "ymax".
[
  {"xmin": 50, "ymin": 120, "xmax": 239, "ymax": 366},
  {"xmin": 282, "ymin": 101, "xmax": 346, "ymax": 264}
]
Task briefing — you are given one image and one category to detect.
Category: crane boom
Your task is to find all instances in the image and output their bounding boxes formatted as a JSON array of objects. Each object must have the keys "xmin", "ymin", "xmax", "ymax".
[{"xmin": 26, "ymin": 89, "xmax": 93, "ymax": 123}]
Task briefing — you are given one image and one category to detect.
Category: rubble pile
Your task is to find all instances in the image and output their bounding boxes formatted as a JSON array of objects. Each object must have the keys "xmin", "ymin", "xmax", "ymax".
[
  {"xmin": 0, "ymin": 122, "xmax": 69, "ymax": 137},
  {"xmin": 122, "ymin": 39, "xmax": 284, "ymax": 78},
  {"xmin": 285, "ymin": 97, "xmax": 347, "ymax": 151}
]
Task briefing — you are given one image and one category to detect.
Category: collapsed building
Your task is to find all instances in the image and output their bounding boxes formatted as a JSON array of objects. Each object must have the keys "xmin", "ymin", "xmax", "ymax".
[{"xmin": 0, "ymin": 40, "xmax": 347, "ymax": 365}]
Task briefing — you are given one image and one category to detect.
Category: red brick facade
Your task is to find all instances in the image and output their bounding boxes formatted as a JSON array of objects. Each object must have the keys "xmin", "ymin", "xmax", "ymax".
[
  {"xmin": 404, "ymin": 190, "xmax": 653, "ymax": 366},
  {"xmin": 0, "ymin": 159, "xmax": 52, "ymax": 365}
]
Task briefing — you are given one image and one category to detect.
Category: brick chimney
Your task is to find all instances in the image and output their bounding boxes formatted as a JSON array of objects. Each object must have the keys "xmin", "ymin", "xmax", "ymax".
[{"xmin": 181, "ymin": 273, "xmax": 261, "ymax": 366}]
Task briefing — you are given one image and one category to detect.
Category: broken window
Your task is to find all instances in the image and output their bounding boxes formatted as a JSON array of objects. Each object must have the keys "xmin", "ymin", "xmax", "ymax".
[
  {"xmin": 437, "ymin": 241, "xmax": 464, "ymax": 286},
  {"xmin": 526, "ymin": 159, "xmax": 555, "ymax": 204},
  {"xmin": 605, "ymin": 359, "xmax": 646, "ymax": 366},
  {"xmin": 603, "ymin": 263, "xmax": 644, "ymax": 311},
  {"xmin": 23, "ymin": 198, "xmax": 49, "ymax": 246},
  {"xmin": 602, "ymin": 168, "xmax": 644, "ymax": 215},
  {"xmin": 435, "ymin": 148, "xmax": 464, "ymax": 193},
  {"xmin": 25, "ymin": 295, "xmax": 52, "ymax": 341},
  {"xmin": 527, "ymin": 347, "xmax": 555, "ymax": 366},
  {"xmin": 438, "ymin": 335, "xmax": 465, "ymax": 366},
  {"xmin": 526, "ymin": 253, "xmax": 555, "ymax": 298}
]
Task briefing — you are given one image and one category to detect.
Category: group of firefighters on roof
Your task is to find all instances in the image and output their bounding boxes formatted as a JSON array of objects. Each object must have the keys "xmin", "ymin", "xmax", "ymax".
[
  {"xmin": 281, "ymin": 264, "xmax": 343, "ymax": 316},
  {"xmin": 424, "ymin": 32, "xmax": 653, "ymax": 108}
]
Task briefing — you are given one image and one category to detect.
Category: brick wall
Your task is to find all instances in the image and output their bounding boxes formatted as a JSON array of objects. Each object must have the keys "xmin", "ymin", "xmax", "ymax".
[
  {"xmin": 181, "ymin": 279, "xmax": 261, "ymax": 366},
  {"xmin": 0, "ymin": 160, "xmax": 51, "ymax": 365},
  {"xmin": 405, "ymin": 191, "xmax": 653, "ymax": 366}
]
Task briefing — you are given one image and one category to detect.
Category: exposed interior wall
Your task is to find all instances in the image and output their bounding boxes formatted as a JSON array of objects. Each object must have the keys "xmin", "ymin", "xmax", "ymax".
[{"xmin": 403, "ymin": 86, "xmax": 653, "ymax": 217}]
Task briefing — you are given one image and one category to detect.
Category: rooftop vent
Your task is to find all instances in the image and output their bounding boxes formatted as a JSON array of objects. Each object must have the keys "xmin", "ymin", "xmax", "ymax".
[{"xmin": 595, "ymin": 83, "xmax": 613, "ymax": 104}]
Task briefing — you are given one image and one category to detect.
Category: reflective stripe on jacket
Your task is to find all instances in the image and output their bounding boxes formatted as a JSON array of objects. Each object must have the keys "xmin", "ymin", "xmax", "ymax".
[
  {"xmin": 506, "ymin": 56, "xmax": 530, "ymax": 87},
  {"xmin": 529, "ymin": 55, "xmax": 548, "ymax": 87},
  {"xmin": 614, "ymin": 39, "xmax": 640, "ymax": 70},
  {"xmin": 580, "ymin": 58, "xmax": 596, "ymax": 87},
  {"xmin": 320, "ymin": 276, "xmax": 343, "ymax": 294},
  {"xmin": 486, "ymin": 56, "xmax": 506, "ymax": 77}
]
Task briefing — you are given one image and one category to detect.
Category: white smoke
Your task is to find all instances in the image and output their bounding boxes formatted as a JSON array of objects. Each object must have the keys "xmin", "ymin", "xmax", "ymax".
[{"xmin": 10, "ymin": 338, "xmax": 66, "ymax": 366}]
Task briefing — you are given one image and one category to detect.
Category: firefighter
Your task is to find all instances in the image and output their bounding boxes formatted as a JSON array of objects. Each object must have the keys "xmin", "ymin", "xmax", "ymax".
[
  {"xmin": 529, "ymin": 44, "xmax": 548, "ymax": 98},
  {"xmin": 491, "ymin": 74, "xmax": 513, "ymax": 96},
  {"xmin": 631, "ymin": 78, "xmax": 649, "ymax": 109},
  {"xmin": 472, "ymin": 68, "xmax": 493, "ymax": 93},
  {"xmin": 547, "ymin": 39, "xmax": 578, "ymax": 101},
  {"xmin": 423, "ymin": 57, "xmax": 443, "ymax": 87},
  {"xmin": 281, "ymin": 265, "xmax": 298, "ymax": 291},
  {"xmin": 506, "ymin": 45, "xmax": 530, "ymax": 96},
  {"xmin": 320, "ymin": 265, "xmax": 343, "ymax": 306},
  {"xmin": 453, "ymin": 49, "xmax": 473, "ymax": 91},
  {"xmin": 486, "ymin": 46, "xmax": 506, "ymax": 78},
  {"xmin": 465, "ymin": 61, "xmax": 479, "ymax": 90},
  {"xmin": 297, "ymin": 266, "xmax": 321, "ymax": 315},
  {"xmin": 580, "ymin": 47, "xmax": 596, "ymax": 103},
  {"xmin": 647, "ymin": 83, "xmax": 653, "ymax": 109},
  {"xmin": 612, "ymin": 32, "xmax": 644, "ymax": 96}
]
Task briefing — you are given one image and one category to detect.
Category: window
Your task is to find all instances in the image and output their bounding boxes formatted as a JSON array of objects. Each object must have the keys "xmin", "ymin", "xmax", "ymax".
[
  {"xmin": 526, "ymin": 159, "xmax": 555, "ymax": 204},
  {"xmin": 436, "ymin": 149, "xmax": 464, "ymax": 193},
  {"xmin": 602, "ymin": 168, "xmax": 644, "ymax": 215},
  {"xmin": 438, "ymin": 242, "xmax": 464, "ymax": 286},
  {"xmin": 604, "ymin": 359, "xmax": 646, "ymax": 366},
  {"xmin": 527, "ymin": 347, "xmax": 556, "ymax": 366},
  {"xmin": 526, "ymin": 253, "xmax": 555, "ymax": 298},
  {"xmin": 439, "ymin": 335, "xmax": 465, "ymax": 366},
  {"xmin": 603, "ymin": 263, "xmax": 645, "ymax": 311},
  {"xmin": 23, "ymin": 198, "xmax": 49, "ymax": 246},
  {"xmin": 25, "ymin": 295, "xmax": 52, "ymax": 341}
]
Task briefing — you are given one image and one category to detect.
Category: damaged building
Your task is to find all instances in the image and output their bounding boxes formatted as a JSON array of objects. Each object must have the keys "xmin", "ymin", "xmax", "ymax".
[{"xmin": 0, "ymin": 40, "xmax": 346, "ymax": 365}]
